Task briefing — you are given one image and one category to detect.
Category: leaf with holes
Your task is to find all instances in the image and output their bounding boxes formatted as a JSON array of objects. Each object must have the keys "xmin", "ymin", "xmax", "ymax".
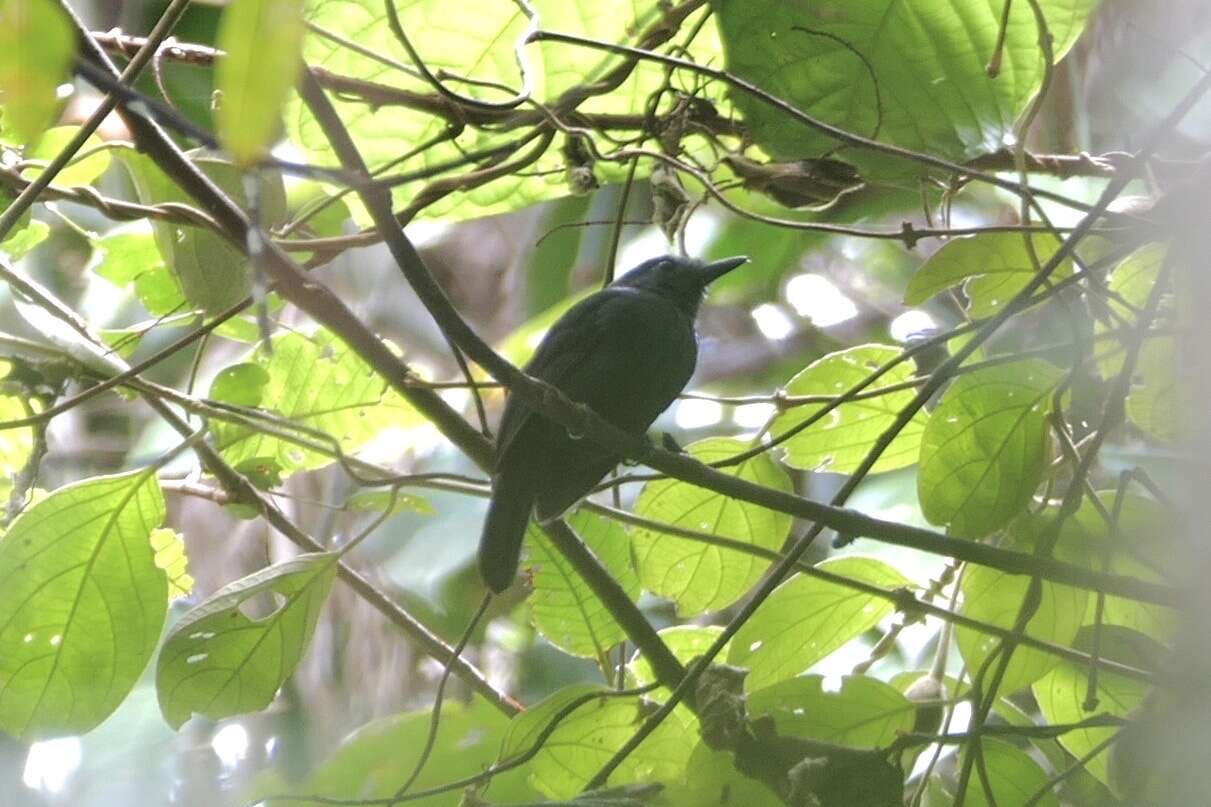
[
  {"xmin": 729, "ymin": 556, "xmax": 911, "ymax": 692},
  {"xmin": 0, "ymin": 0, "xmax": 74, "ymax": 143},
  {"xmin": 210, "ymin": 328, "xmax": 422, "ymax": 478},
  {"xmin": 748, "ymin": 674, "xmax": 916, "ymax": 748},
  {"xmin": 156, "ymin": 552, "xmax": 338, "ymax": 728},
  {"xmin": 773, "ymin": 344, "xmax": 929, "ymax": 474},
  {"xmin": 713, "ymin": 0, "xmax": 1096, "ymax": 176},
  {"xmin": 527, "ymin": 511, "xmax": 640, "ymax": 658},
  {"xmin": 631, "ymin": 437, "xmax": 792, "ymax": 615},
  {"xmin": 904, "ymin": 232, "xmax": 1075, "ymax": 317},
  {"xmin": 0, "ymin": 471, "xmax": 167, "ymax": 740},
  {"xmin": 918, "ymin": 360, "xmax": 1062, "ymax": 537}
]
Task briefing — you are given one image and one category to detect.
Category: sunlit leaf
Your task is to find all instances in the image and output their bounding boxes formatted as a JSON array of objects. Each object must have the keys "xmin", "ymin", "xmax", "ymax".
[
  {"xmin": 216, "ymin": 0, "xmax": 307, "ymax": 165},
  {"xmin": 0, "ymin": 393, "xmax": 34, "ymax": 504},
  {"xmin": 626, "ymin": 625, "xmax": 728, "ymax": 697},
  {"xmin": 729, "ymin": 556, "xmax": 911, "ymax": 692},
  {"xmin": 963, "ymin": 737, "xmax": 1060, "ymax": 807},
  {"xmin": 714, "ymin": 0, "xmax": 1096, "ymax": 175},
  {"xmin": 918, "ymin": 360, "xmax": 1062, "ymax": 537},
  {"xmin": 528, "ymin": 510, "xmax": 640, "ymax": 658},
  {"xmin": 904, "ymin": 232, "xmax": 1074, "ymax": 317},
  {"xmin": 957, "ymin": 552, "xmax": 1087, "ymax": 695},
  {"xmin": 156, "ymin": 552, "xmax": 338, "ymax": 728},
  {"xmin": 23, "ymin": 126, "xmax": 112, "ymax": 186},
  {"xmin": 773, "ymin": 344, "xmax": 929, "ymax": 474},
  {"xmin": 123, "ymin": 151, "xmax": 286, "ymax": 313},
  {"xmin": 246, "ymin": 699, "xmax": 536, "ymax": 806},
  {"xmin": 0, "ymin": 0, "xmax": 74, "ymax": 143},
  {"xmin": 748, "ymin": 674, "xmax": 916, "ymax": 748},
  {"xmin": 0, "ymin": 471, "xmax": 167, "ymax": 739},
  {"xmin": 150, "ymin": 528, "xmax": 194, "ymax": 601},
  {"xmin": 1033, "ymin": 627, "xmax": 1152, "ymax": 788},
  {"xmin": 1126, "ymin": 336, "xmax": 1175, "ymax": 442},
  {"xmin": 632, "ymin": 437, "xmax": 792, "ymax": 615},
  {"xmin": 210, "ymin": 328, "xmax": 421, "ymax": 477}
]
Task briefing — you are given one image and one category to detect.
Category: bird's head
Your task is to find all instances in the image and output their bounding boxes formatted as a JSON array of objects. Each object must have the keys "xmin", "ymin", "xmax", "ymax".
[{"xmin": 613, "ymin": 254, "xmax": 748, "ymax": 314}]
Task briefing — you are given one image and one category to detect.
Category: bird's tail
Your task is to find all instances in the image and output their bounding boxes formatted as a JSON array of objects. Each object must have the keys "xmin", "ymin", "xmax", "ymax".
[{"xmin": 478, "ymin": 470, "xmax": 536, "ymax": 593}]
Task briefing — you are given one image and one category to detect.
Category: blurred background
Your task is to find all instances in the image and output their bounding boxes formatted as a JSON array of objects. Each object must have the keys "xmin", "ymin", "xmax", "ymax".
[{"xmin": 2, "ymin": 0, "xmax": 1209, "ymax": 804}]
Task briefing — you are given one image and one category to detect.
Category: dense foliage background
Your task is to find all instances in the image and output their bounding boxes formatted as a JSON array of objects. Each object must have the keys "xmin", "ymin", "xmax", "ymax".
[{"xmin": 0, "ymin": 0, "xmax": 1207, "ymax": 805}]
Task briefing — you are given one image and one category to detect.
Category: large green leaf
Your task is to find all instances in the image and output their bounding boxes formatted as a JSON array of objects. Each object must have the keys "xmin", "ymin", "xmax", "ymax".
[
  {"xmin": 729, "ymin": 556, "xmax": 911, "ymax": 692},
  {"xmin": 122, "ymin": 151, "xmax": 287, "ymax": 313},
  {"xmin": 713, "ymin": 0, "xmax": 1096, "ymax": 175},
  {"xmin": 631, "ymin": 437, "xmax": 792, "ymax": 615},
  {"xmin": 500, "ymin": 684, "xmax": 695, "ymax": 798},
  {"xmin": 0, "ymin": 471, "xmax": 167, "ymax": 739},
  {"xmin": 527, "ymin": 510, "xmax": 641, "ymax": 658},
  {"xmin": 210, "ymin": 327, "xmax": 422, "ymax": 479},
  {"xmin": 748, "ymin": 674, "xmax": 916, "ymax": 748},
  {"xmin": 773, "ymin": 344, "xmax": 929, "ymax": 474},
  {"xmin": 0, "ymin": 0, "xmax": 74, "ymax": 143},
  {"xmin": 626, "ymin": 625, "xmax": 728, "ymax": 697},
  {"xmin": 156, "ymin": 552, "xmax": 338, "ymax": 728},
  {"xmin": 1096, "ymin": 242, "xmax": 1167, "ymax": 378},
  {"xmin": 247, "ymin": 699, "xmax": 537, "ymax": 806},
  {"xmin": 1126, "ymin": 336, "xmax": 1175, "ymax": 442},
  {"xmin": 957, "ymin": 562, "xmax": 1087, "ymax": 696},
  {"xmin": 216, "ymin": 0, "xmax": 307, "ymax": 165},
  {"xmin": 963, "ymin": 737, "xmax": 1060, "ymax": 807},
  {"xmin": 918, "ymin": 360, "xmax": 1062, "ymax": 537},
  {"xmin": 904, "ymin": 232, "xmax": 1073, "ymax": 318},
  {"xmin": 23, "ymin": 126, "xmax": 112, "ymax": 186}
]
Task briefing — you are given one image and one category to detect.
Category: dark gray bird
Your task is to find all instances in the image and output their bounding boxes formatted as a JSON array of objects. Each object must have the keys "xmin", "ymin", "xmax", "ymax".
[{"xmin": 478, "ymin": 254, "xmax": 748, "ymax": 592}]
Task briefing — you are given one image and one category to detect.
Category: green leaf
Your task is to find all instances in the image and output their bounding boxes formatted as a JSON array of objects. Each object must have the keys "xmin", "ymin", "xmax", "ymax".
[
  {"xmin": 713, "ymin": 0, "xmax": 1096, "ymax": 175},
  {"xmin": 963, "ymin": 737, "xmax": 1060, "ymax": 807},
  {"xmin": 1126, "ymin": 336, "xmax": 1175, "ymax": 442},
  {"xmin": 627, "ymin": 625, "xmax": 728, "ymax": 696},
  {"xmin": 631, "ymin": 437, "xmax": 792, "ymax": 615},
  {"xmin": 1096, "ymin": 242, "xmax": 1167, "ymax": 378},
  {"xmin": 729, "ymin": 556, "xmax": 911, "ymax": 692},
  {"xmin": 904, "ymin": 233, "xmax": 1073, "ymax": 317},
  {"xmin": 246, "ymin": 699, "xmax": 536, "ymax": 806},
  {"xmin": 773, "ymin": 344, "xmax": 929, "ymax": 474},
  {"xmin": 957, "ymin": 561, "xmax": 1087, "ymax": 695},
  {"xmin": 90, "ymin": 226, "xmax": 164, "ymax": 286},
  {"xmin": 150, "ymin": 527, "xmax": 194, "ymax": 601},
  {"xmin": 500, "ymin": 684, "xmax": 694, "ymax": 799},
  {"xmin": 122, "ymin": 151, "xmax": 287, "ymax": 313},
  {"xmin": 500, "ymin": 685, "xmax": 635, "ymax": 798},
  {"xmin": 0, "ymin": 393, "xmax": 34, "ymax": 503},
  {"xmin": 210, "ymin": 328, "xmax": 422, "ymax": 477},
  {"xmin": 527, "ymin": 510, "xmax": 641, "ymax": 658},
  {"xmin": 1033, "ymin": 627, "xmax": 1152, "ymax": 788},
  {"xmin": 156, "ymin": 552, "xmax": 338, "ymax": 728},
  {"xmin": 340, "ymin": 489, "xmax": 433, "ymax": 517},
  {"xmin": 748, "ymin": 674, "xmax": 916, "ymax": 748},
  {"xmin": 0, "ymin": 0, "xmax": 74, "ymax": 143},
  {"xmin": 209, "ymin": 362, "xmax": 271, "ymax": 408},
  {"xmin": 23, "ymin": 126, "xmax": 112, "ymax": 186},
  {"xmin": 0, "ymin": 471, "xmax": 167, "ymax": 739},
  {"xmin": 918, "ymin": 360, "xmax": 1062, "ymax": 537},
  {"xmin": 0, "ymin": 218, "xmax": 48, "ymax": 260},
  {"xmin": 216, "ymin": 0, "xmax": 306, "ymax": 165},
  {"xmin": 289, "ymin": 0, "xmax": 731, "ymax": 224},
  {"xmin": 674, "ymin": 741, "xmax": 784, "ymax": 807}
]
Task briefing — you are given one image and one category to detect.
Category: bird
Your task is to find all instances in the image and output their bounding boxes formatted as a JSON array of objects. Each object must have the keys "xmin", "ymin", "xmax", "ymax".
[{"xmin": 478, "ymin": 253, "xmax": 749, "ymax": 593}]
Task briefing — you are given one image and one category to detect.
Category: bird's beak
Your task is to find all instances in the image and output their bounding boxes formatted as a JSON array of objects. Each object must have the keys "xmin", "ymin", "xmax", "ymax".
[{"xmin": 701, "ymin": 255, "xmax": 748, "ymax": 284}]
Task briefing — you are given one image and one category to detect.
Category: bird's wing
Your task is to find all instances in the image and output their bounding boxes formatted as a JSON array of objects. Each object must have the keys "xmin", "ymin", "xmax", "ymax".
[{"xmin": 494, "ymin": 290, "xmax": 623, "ymax": 464}]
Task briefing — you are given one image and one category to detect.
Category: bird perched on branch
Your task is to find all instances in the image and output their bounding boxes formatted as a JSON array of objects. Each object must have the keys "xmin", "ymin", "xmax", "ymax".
[{"xmin": 478, "ymin": 254, "xmax": 749, "ymax": 593}]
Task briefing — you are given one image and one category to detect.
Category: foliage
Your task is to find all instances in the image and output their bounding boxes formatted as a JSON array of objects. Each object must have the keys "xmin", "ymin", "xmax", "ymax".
[{"xmin": 0, "ymin": 0, "xmax": 1195, "ymax": 804}]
